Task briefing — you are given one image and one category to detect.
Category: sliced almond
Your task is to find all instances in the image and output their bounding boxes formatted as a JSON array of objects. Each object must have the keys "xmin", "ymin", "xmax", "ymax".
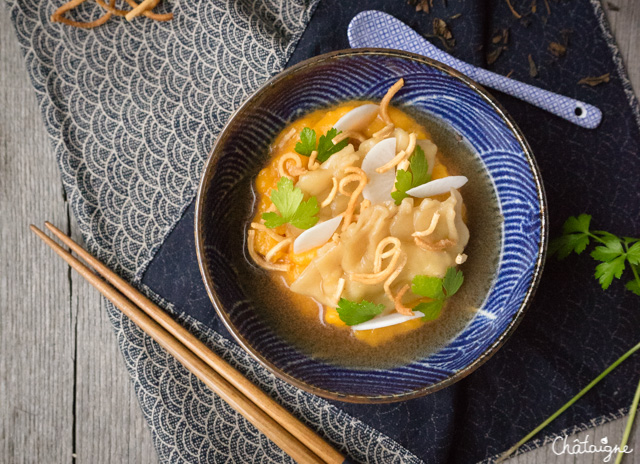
[{"xmin": 292, "ymin": 215, "xmax": 343, "ymax": 254}]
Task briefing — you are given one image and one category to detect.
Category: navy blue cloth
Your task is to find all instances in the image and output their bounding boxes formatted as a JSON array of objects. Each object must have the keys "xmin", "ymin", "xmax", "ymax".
[{"xmin": 143, "ymin": 1, "xmax": 640, "ymax": 462}]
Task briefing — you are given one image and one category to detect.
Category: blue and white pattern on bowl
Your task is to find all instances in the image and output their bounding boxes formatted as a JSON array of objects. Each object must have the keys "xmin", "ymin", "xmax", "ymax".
[{"xmin": 195, "ymin": 49, "xmax": 547, "ymax": 402}]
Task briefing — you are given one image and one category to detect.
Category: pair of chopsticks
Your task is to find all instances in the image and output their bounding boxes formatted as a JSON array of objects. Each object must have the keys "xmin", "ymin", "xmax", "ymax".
[{"xmin": 31, "ymin": 222, "xmax": 346, "ymax": 464}]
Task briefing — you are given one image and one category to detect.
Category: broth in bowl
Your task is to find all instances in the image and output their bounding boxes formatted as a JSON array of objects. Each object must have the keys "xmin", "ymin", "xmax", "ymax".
[{"xmin": 243, "ymin": 80, "xmax": 502, "ymax": 369}]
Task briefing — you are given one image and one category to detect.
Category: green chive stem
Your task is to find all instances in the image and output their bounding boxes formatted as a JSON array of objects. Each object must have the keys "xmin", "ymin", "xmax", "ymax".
[
  {"xmin": 497, "ymin": 340, "xmax": 640, "ymax": 462},
  {"xmin": 615, "ymin": 375, "xmax": 640, "ymax": 464}
]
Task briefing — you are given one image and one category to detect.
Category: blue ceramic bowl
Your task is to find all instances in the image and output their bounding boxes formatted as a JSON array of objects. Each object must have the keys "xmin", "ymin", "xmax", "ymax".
[{"xmin": 195, "ymin": 49, "xmax": 547, "ymax": 403}]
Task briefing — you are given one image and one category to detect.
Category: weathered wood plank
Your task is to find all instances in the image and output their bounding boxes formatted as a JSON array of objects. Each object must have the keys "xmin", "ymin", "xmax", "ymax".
[{"xmin": 0, "ymin": 13, "xmax": 74, "ymax": 463}]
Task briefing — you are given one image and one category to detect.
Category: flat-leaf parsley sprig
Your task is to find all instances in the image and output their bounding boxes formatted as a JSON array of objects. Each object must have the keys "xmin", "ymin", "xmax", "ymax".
[
  {"xmin": 411, "ymin": 267, "xmax": 464, "ymax": 320},
  {"xmin": 391, "ymin": 145, "xmax": 431, "ymax": 205},
  {"xmin": 295, "ymin": 127, "xmax": 349, "ymax": 163},
  {"xmin": 550, "ymin": 214, "xmax": 640, "ymax": 295},
  {"xmin": 262, "ymin": 177, "xmax": 319, "ymax": 229},
  {"xmin": 335, "ymin": 298, "xmax": 385, "ymax": 326}
]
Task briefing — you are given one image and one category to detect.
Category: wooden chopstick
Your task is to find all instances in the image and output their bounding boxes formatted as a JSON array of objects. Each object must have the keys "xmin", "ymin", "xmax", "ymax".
[{"xmin": 31, "ymin": 224, "xmax": 345, "ymax": 464}]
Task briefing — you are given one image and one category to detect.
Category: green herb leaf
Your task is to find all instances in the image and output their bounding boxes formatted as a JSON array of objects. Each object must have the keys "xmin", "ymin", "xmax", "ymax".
[
  {"xmin": 411, "ymin": 268, "xmax": 464, "ymax": 321},
  {"xmin": 289, "ymin": 196, "xmax": 320, "ymax": 229},
  {"xmin": 443, "ymin": 267, "xmax": 464, "ymax": 297},
  {"xmin": 391, "ymin": 169, "xmax": 413, "ymax": 205},
  {"xmin": 411, "ymin": 275, "xmax": 444, "ymax": 300},
  {"xmin": 549, "ymin": 233, "xmax": 591, "ymax": 259},
  {"xmin": 590, "ymin": 239, "xmax": 624, "ymax": 263},
  {"xmin": 294, "ymin": 127, "xmax": 349, "ymax": 163},
  {"xmin": 392, "ymin": 145, "xmax": 431, "ymax": 205},
  {"xmin": 295, "ymin": 128, "xmax": 316, "ymax": 156},
  {"xmin": 261, "ymin": 212, "xmax": 288, "ymax": 229},
  {"xmin": 594, "ymin": 256, "xmax": 626, "ymax": 290},
  {"xmin": 625, "ymin": 280, "xmax": 640, "ymax": 296},
  {"xmin": 415, "ymin": 300, "xmax": 444, "ymax": 321},
  {"xmin": 316, "ymin": 128, "xmax": 349, "ymax": 163},
  {"xmin": 336, "ymin": 298, "xmax": 385, "ymax": 326},
  {"xmin": 261, "ymin": 177, "xmax": 319, "ymax": 230},
  {"xmin": 563, "ymin": 214, "xmax": 591, "ymax": 235},
  {"xmin": 409, "ymin": 145, "xmax": 430, "ymax": 186},
  {"xmin": 626, "ymin": 242, "xmax": 640, "ymax": 265}
]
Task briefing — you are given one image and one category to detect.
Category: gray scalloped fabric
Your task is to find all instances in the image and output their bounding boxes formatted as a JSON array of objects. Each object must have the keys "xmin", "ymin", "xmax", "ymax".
[{"xmin": 6, "ymin": 0, "xmax": 422, "ymax": 462}]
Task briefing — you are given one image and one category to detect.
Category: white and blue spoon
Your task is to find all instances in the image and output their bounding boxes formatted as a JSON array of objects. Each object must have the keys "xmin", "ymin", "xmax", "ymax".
[{"xmin": 348, "ymin": 10, "xmax": 602, "ymax": 129}]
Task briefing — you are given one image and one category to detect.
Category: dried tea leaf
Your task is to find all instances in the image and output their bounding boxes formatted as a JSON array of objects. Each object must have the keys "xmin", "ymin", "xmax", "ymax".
[
  {"xmin": 578, "ymin": 73, "xmax": 610, "ymax": 86},
  {"xmin": 432, "ymin": 18, "xmax": 455, "ymax": 49},
  {"xmin": 486, "ymin": 47, "xmax": 503, "ymax": 65},
  {"xmin": 531, "ymin": 0, "xmax": 537, "ymax": 13},
  {"xmin": 506, "ymin": 69, "xmax": 514, "ymax": 78},
  {"xmin": 503, "ymin": 28, "xmax": 510, "ymax": 45},
  {"xmin": 543, "ymin": 0, "xmax": 551, "ymax": 15},
  {"xmin": 528, "ymin": 54, "xmax": 538, "ymax": 77},
  {"xmin": 492, "ymin": 33, "xmax": 503, "ymax": 44},
  {"xmin": 433, "ymin": 18, "xmax": 453, "ymax": 40},
  {"xmin": 449, "ymin": 13, "xmax": 462, "ymax": 20},
  {"xmin": 409, "ymin": 0, "xmax": 432, "ymax": 13},
  {"xmin": 607, "ymin": 2, "xmax": 619, "ymax": 11},
  {"xmin": 548, "ymin": 42, "xmax": 566, "ymax": 57},
  {"xmin": 505, "ymin": 0, "xmax": 522, "ymax": 18}
]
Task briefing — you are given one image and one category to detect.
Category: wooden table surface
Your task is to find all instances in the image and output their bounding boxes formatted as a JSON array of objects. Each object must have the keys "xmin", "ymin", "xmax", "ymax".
[{"xmin": 1, "ymin": 2, "xmax": 638, "ymax": 463}]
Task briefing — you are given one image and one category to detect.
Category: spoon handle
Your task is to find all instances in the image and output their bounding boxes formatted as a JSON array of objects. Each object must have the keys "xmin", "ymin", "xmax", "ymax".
[
  {"xmin": 348, "ymin": 10, "xmax": 602, "ymax": 129},
  {"xmin": 470, "ymin": 68, "xmax": 602, "ymax": 129}
]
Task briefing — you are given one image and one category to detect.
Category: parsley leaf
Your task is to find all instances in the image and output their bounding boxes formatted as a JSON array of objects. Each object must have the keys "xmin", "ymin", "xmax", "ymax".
[
  {"xmin": 626, "ymin": 280, "xmax": 640, "ymax": 296},
  {"xmin": 295, "ymin": 128, "xmax": 316, "ymax": 156},
  {"xmin": 443, "ymin": 267, "xmax": 464, "ymax": 297},
  {"xmin": 590, "ymin": 239, "xmax": 624, "ymax": 263},
  {"xmin": 549, "ymin": 214, "xmax": 593, "ymax": 259},
  {"xmin": 392, "ymin": 145, "xmax": 431, "ymax": 205},
  {"xmin": 626, "ymin": 241, "xmax": 640, "ymax": 265},
  {"xmin": 261, "ymin": 177, "xmax": 319, "ymax": 230},
  {"xmin": 410, "ymin": 145, "xmax": 430, "ymax": 186},
  {"xmin": 414, "ymin": 300, "xmax": 444, "ymax": 321},
  {"xmin": 316, "ymin": 128, "xmax": 349, "ymax": 162},
  {"xmin": 411, "ymin": 267, "xmax": 463, "ymax": 321},
  {"xmin": 336, "ymin": 298, "xmax": 385, "ymax": 326},
  {"xmin": 594, "ymin": 256, "xmax": 626, "ymax": 290},
  {"xmin": 411, "ymin": 275, "xmax": 445, "ymax": 300},
  {"xmin": 391, "ymin": 169, "xmax": 413, "ymax": 204},
  {"xmin": 552, "ymin": 214, "xmax": 640, "ymax": 295},
  {"xmin": 563, "ymin": 213, "xmax": 591, "ymax": 235},
  {"xmin": 294, "ymin": 127, "xmax": 349, "ymax": 163}
]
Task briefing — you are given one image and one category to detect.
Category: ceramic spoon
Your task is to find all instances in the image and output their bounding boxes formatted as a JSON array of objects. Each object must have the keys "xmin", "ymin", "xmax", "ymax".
[{"xmin": 348, "ymin": 10, "xmax": 603, "ymax": 129}]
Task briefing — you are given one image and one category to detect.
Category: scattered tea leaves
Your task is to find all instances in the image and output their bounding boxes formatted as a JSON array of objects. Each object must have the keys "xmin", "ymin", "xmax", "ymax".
[
  {"xmin": 409, "ymin": 0, "xmax": 433, "ymax": 13},
  {"xmin": 505, "ymin": 0, "xmax": 522, "ymax": 18},
  {"xmin": 432, "ymin": 18, "xmax": 455, "ymax": 48},
  {"xmin": 528, "ymin": 54, "xmax": 538, "ymax": 77},
  {"xmin": 486, "ymin": 47, "xmax": 503, "ymax": 65},
  {"xmin": 548, "ymin": 42, "xmax": 566, "ymax": 57},
  {"xmin": 578, "ymin": 73, "xmax": 610, "ymax": 86}
]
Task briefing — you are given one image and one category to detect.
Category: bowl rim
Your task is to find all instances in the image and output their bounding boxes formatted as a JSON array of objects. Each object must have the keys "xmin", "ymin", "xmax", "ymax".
[{"xmin": 194, "ymin": 47, "xmax": 548, "ymax": 403}]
